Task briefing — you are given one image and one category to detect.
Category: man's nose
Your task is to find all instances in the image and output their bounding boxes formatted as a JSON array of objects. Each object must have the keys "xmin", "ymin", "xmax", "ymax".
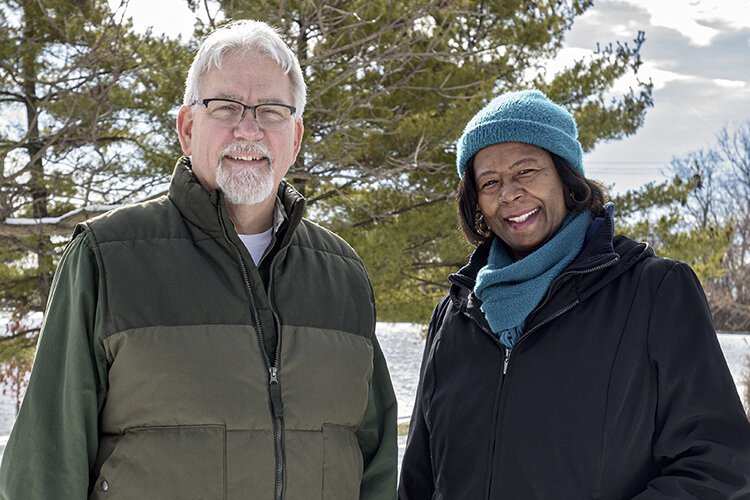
[{"xmin": 233, "ymin": 112, "xmax": 264, "ymax": 140}]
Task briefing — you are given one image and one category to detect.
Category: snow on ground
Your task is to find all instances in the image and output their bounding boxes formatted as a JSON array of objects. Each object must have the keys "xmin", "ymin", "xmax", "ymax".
[
  {"xmin": 0, "ymin": 325, "xmax": 747, "ymax": 466},
  {"xmin": 376, "ymin": 323, "xmax": 426, "ymax": 423},
  {"xmin": 375, "ymin": 323, "xmax": 426, "ymax": 467},
  {"xmin": 0, "ymin": 392, "xmax": 13, "ymax": 460},
  {"xmin": 718, "ymin": 332, "xmax": 750, "ymax": 409},
  {"xmin": 377, "ymin": 327, "xmax": 750, "ymax": 423}
]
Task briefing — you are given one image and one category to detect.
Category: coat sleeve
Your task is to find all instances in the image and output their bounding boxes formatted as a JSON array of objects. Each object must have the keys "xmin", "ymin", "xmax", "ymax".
[
  {"xmin": 634, "ymin": 262, "xmax": 750, "ymax": 499},
  {"xmin": 0, "ymin": 232, "xmax": 108, "ymax": 499},
  {"xmin": 398, "ymin": 296, "xmax": 450, "ymax": 500},
  {"xmin": 357, "ymin": 331, "xmax": 398, "ymax": 500}
]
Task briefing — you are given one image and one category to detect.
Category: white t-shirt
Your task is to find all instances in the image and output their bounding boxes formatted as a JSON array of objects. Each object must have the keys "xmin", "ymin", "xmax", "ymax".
[
  {"xmin": 238, "ymin": 228, "xmax": 273, "ymax": 265},
  {"xmin": 236, "ymin": 197, "xmax": 286, "ymax": 266}
]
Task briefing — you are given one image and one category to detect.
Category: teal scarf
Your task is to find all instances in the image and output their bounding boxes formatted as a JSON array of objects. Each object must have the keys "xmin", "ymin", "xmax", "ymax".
[{"xmin": 474, "ymin": 210, "xmax": 591, "ymax": 349}]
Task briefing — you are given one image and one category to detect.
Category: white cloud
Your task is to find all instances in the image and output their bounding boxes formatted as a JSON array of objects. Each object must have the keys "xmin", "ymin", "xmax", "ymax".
[
  {"xmin": 549, "ymin": 48, "xmax": 692, "ymax": 92},
  {"xmin": 605, "ymin": 0, "xmax": 750, "ymax": 46},
  {"xmin": 692, "ymin": 0, "xmax": 750, "ymax": 30},
  {"xmin": 619, "ymin": 60, "xmax": 693, "ymax": 91},
  {"xmin": 108, "ymin": 0, "xmax": 213, "ymax": 39},
  {"xmin": 548, "ymin": 0, "xmax": 750, "ymax": 191},
  {"xmin": 713, "ymin": 78, "xmax": 747, "ymax": 88},
  {"xmin": 542, "ymin": 47, "xmax": 591, "ymax": 76}
]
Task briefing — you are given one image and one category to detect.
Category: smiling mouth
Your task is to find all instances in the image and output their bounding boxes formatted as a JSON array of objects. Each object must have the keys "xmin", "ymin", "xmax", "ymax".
[
  {"xmin": 506, "ymin": 208, "xmax": 539, "ymax": 223},
  {"xmin": 226, "ymin": 154, "xmax": 266, "ymax": 161}
]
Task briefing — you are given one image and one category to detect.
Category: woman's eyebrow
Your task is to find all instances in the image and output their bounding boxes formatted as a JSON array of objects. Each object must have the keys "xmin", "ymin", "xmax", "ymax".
[
  {"xmin": 475, "ymin": 155, "xmax": 542, "ymax": 180},
  {"xmin": 509, "ymin": 157, "xmax": 541, "ymax": 170}
]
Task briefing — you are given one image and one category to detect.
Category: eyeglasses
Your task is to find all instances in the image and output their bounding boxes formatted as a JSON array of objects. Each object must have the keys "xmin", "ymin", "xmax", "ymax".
[{"xmin": 192, "ymin": 98, "xmax": 296, "ymax": 130}]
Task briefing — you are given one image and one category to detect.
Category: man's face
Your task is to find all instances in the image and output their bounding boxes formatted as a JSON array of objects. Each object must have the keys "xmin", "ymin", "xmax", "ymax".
[{"xmin": 177, "ymin": 50, "xmax": 303, "ymax": 205}]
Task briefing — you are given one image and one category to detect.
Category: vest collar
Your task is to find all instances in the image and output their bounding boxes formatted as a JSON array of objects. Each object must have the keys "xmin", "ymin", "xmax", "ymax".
[{"xmin": 167, "ymin": 156, "xmax": 306, "ymax": 241}]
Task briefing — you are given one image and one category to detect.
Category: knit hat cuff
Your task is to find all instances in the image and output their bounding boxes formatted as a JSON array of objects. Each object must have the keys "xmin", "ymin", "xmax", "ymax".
[{"xmin": 457, "ymin": 118, "xmax": 584, "ymax": 177}]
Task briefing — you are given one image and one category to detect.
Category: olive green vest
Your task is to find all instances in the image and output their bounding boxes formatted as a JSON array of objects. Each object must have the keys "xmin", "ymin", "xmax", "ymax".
[{"xmin": 84, "ymin": 163, "xmax": 377, "ymax": 499}]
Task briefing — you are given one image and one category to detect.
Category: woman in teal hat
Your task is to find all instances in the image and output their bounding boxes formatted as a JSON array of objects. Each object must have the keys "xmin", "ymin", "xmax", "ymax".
[{"xmin": 398, "ymin": 89, "xmax": 750, "ymax": 499}]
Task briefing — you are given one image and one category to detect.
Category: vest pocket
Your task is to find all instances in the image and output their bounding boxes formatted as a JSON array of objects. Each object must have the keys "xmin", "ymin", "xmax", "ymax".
[
  {"xmin": 322, "ymin": 424, "xmax": 362, "ymax": 500},
  {"xmin": 89, "ymin": 424, "xmax": 226, "ymax": 500}
]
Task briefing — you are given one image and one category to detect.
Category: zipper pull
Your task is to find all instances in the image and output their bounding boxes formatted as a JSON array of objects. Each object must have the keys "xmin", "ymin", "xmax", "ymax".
[
  {"xmin": 269, "ymin": 367, "xmax": 284, "ymax": 418},
  {"xmin": 503, "ymin": 349, "xmax": 511, "ymax": 375}
]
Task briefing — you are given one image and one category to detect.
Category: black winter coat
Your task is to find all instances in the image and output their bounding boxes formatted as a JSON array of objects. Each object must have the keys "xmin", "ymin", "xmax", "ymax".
[{"xmin": 399, "ymin": 206, "xmax": 750, "ymax": 499}]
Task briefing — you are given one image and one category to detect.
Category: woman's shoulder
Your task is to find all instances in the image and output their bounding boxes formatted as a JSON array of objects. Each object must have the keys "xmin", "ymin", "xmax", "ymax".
[{"xmin": 613, "ymin": 237, "xmax": 704, "ymax": 297}]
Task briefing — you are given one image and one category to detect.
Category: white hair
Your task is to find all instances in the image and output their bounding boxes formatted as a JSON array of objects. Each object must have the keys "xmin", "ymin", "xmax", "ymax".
[{"xmin": 183, "ymin": 20, "xmax": 307, "ymax": 117}]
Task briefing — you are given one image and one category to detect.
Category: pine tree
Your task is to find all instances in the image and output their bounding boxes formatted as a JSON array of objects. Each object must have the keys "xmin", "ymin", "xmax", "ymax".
[
  {"xmin": 193, "ymin": 0, "xmax": 653, "ymax": 321},
  {"xmin": 614, "ymin": 176, "xmax": 732, "ymax": 283},
  {"xmin": 0, "ymin": 0, "xmax": 190, "ymax": 366}
]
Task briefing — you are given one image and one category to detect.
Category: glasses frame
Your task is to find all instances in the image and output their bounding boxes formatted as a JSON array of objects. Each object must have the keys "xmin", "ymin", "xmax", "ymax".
[{"xmin": 191, "ymin": 98, "xmax": 297, "ymax": 128}]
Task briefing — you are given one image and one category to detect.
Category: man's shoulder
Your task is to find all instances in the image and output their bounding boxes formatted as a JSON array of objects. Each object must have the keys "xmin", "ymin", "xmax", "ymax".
[
  {"xmin": 80, "ymin": 195, "xmax": 186, "ymax": 244},
  {"xmin": 293, "ymin": 218, "xmax": 362, "ymax": 263}
]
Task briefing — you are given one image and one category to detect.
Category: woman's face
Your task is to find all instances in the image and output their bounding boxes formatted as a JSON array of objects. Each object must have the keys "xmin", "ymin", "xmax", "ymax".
[{"xmin": 473, "ymin": 142, "xmax": 569, "ymax": 260}]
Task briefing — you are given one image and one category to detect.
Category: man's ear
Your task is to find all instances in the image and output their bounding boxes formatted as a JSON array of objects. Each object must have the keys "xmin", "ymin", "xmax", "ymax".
[
  {"xmin": 176, "ymin": 105, "xmax": 194, "ymax": 155},
  {"xmin": 292, "ymin": 119, "xmax": 304, "ymax": 160}
]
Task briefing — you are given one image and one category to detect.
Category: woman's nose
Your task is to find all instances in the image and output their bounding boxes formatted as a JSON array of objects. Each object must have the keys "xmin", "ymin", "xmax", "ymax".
[{"xmin": 497, "ymin": 179, "xmax": 522, "ymax": 203}]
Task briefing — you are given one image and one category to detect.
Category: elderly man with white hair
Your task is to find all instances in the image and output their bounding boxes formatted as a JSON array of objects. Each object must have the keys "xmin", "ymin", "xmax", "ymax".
[{"xmin": 0, "ymin": 20, "xmax": 397, "ymax": 500}]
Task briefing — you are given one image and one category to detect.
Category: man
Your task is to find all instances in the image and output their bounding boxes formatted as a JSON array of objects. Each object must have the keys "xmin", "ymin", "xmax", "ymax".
[{"xmin": 0, "ymin": 20, "xmax": 397, "ymax": 499}]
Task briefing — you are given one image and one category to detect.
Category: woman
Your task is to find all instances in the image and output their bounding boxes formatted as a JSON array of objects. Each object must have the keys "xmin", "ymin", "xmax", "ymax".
[{"xmin": 398, "ymin": 90, "xmax": 750, "ymax": 499}]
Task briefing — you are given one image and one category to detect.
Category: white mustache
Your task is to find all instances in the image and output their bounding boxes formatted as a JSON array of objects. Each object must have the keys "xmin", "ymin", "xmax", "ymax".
[{"xmin": 222, "ymin": 141, "xmax": 272, "ymax": 162}]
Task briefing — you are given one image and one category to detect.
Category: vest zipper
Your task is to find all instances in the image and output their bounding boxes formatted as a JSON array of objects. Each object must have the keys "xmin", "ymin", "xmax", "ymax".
[
  {"xmin": 216, "ymin": 195, "xmax": 285, "ymax": 500},
  {"xmin": 266, "ymin": 251, "xmax": 285, "ymax": 500}
]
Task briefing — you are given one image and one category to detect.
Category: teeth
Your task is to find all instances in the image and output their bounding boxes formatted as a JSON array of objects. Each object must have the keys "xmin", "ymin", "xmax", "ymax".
[
  {"xmin": 229, "ymin": 155, "xmax": 264, "ymax": 161},
  {"xmin": 508, "ymin": 208, "xmax": 539, "ymax": 223}
]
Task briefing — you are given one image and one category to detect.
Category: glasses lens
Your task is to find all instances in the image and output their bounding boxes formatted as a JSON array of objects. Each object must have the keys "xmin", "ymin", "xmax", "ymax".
[
  {"xmin": 206, "ymin": 100, "xmax": 244, "ymax": 123},
  {"xmin": 202, "ymin": 100, "xmax": 293, "ymax": 128},
  {"xmin": 255, "ymin": 104, "xmax": 293, "ymax": 129}
]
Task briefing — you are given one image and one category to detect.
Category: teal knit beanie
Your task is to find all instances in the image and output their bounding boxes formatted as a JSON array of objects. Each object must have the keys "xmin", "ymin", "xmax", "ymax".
[{"xmin": 456, "ymin": 90, "xmax": 584, "ymax": 178}]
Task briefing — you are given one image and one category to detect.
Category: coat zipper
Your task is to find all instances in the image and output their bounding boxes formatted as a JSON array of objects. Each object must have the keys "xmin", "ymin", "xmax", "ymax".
[
  {"xmin": 459, "ymin": 310, "xmax": 508, "ymax": 498},
  {"xmin": 216, "ymin": 195, "xmax": 285, "ymax": 500},
  {"xmin": 466, "ymin": 254, "xmax": 619, "ymax": 498},
  {"xmin": 516, "ymin": 256, "xmax": 620, "ymax": 344},
  {"xmin": 496, "ymin": 257, "xmax": 620, "ymax": 376}
]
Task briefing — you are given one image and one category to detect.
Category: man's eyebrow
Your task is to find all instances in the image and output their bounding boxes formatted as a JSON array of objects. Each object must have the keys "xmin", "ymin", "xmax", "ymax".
[
  {"xmin": 211, "ymin": 93, "xmax": 289, "ymax": 105},
  {"xmin": 212, "ymin": 92, "xmax": 243, "ymax": 101},
  {"xmin": 258, "ymin": 98, "xmax": 288, "ymax": 104}
]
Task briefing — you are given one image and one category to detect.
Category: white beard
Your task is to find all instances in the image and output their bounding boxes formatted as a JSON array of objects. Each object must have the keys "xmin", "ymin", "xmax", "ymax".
[{"xmin": 215, "ymin": 142, "xmax": 276, "ymax": 205}]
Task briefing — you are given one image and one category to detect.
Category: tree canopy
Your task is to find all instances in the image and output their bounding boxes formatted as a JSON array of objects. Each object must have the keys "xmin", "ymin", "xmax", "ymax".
[
  {"xmin": 195, "ymin": 0, "xmax": 653, "ymax": 321},
  {"xmin": 0, "ymin": 0, "xmax": 189, "ymax": 362},
  {"xmin": 1, "ymin": 0, "xmax": 657, "ymax": 352},
  {"xmin": 665, "ymin": 122, "xmax": 750, "ymax": 330}
]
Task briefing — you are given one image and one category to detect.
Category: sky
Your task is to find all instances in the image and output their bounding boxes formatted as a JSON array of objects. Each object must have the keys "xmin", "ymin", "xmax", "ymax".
[
  {"xmin": 108, "ymin": 0, "xmax": 750, "ymax": 193},
  {"xmin": 561, "ymin": 0, "xmax": 750, "ymax": 192}
]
